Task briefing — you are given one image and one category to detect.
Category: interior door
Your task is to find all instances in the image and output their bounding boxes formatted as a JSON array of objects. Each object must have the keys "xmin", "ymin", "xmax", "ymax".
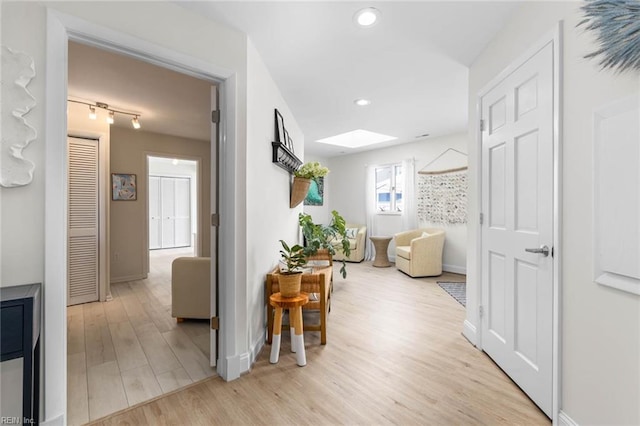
[
  {"xmin": 161, "ymin": 177, "xmax": 176, "ymax": 248},
  {"xmin": 67, "ymin": 137, "xmax": 99, "ymax": 306},
  {"xmin": 173, "ymin": 177, "xmax": 191, "ymax": 247},
  {"xmin": 149, "ymin": 176, "xmax": 162, "ymax": 249},
  {"xmin": 480, "ymin": 42, "xmax": 554, "ymax": 417},
  {"xmin": 210, "ymin": 85, "xmax": 218, "ymax": 367}
]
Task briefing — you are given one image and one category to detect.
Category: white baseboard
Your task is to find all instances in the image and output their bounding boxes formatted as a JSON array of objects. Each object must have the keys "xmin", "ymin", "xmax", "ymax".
[
  {"xmin": 443, "ymin": 264, "xmax": 467, "ymax": 275},
  {"xmin": 250, "ymin": 329, "xmax": 266, "ymax": 368},
  {"xmin": 558, "ymin": 411, "xmax": 579, "ymax": 426},
  {"xmin": 110, "ymin": 273, "xmax": 146, "ymax": 284},
  {"xmin": 462, "ymin": 319, "xmax": 477, "ymax": 346}
]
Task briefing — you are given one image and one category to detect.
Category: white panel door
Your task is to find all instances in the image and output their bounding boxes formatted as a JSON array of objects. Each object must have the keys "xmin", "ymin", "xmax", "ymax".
[
  {"xmin": 161, "ymin": 177, "xmax": 176, "ymax": 248},
  {"xmin": 480, "ymin": 42, "xmax": 554, "ymax": 417},
  {"xmin": 149, "ymin": 176, "xmax": 162, "ymax": 250},
  {"xmin": 68, "ymin": 137, "xmax": 99, "ymax": 306},
  {"xmin": 150, "ymin": 176, "xmax": 192, "ymax": 249},
  {"xmin": 174, "ymin": 177, "xmax": 191, "ymax": 247}
]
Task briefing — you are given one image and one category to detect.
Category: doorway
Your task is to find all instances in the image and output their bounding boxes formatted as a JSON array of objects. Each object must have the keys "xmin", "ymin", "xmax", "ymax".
[
  {"xmin": 65, "ymin": 41, "xmax": 217, "ymax": 424},
  {"xmin": 148, "ymin": 156, "xmax": 198, "ymax": 252}
]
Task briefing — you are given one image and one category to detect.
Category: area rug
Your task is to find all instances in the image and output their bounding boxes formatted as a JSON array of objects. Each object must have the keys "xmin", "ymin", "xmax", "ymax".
[{"xmin": 437, "ymin": 281, "xmax": 466, "ymax": 307}]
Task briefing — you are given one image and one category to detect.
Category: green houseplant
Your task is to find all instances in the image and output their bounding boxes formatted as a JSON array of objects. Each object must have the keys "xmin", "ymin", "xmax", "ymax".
[
  {"xmin": 290, "ymin": 161, "xmax": 330, "ymax": 208},
  {"xmin": 299, "ymin": 210, "xmax": 351, "ymax": 278},
  {"xmin": 278, "ymin": 240, "xmax": 307, "ymax": 297}
]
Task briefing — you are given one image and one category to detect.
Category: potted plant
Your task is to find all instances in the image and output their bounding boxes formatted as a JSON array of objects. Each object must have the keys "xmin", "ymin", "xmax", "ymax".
[
  {"xmin": 277, "ymin": 240, "xmax": 307, "ymax": 297},
  {"xmin": 290, "ymin": 161, "xmax": 330, "ymax": 208},
  {"xmin": 299, "ymin": 210, "xmax": 351, "ymax": 278}
]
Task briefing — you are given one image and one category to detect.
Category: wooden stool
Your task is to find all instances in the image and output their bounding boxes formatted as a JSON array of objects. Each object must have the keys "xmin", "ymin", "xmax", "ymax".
[{"xmin": 269, "ymin": 292, "xmax": 309, "ymax": 366}]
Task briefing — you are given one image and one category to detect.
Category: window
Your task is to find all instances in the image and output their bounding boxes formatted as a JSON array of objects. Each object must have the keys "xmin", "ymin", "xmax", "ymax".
[{"xmin": 375, "ymin": 164, "xmax": 404, "ymax": 213}]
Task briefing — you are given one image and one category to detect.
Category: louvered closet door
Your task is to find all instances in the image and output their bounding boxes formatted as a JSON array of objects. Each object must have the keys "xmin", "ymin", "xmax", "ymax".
[{"xmin": 68, "ymin": 137, "xmax": 99, "ymax": 306}]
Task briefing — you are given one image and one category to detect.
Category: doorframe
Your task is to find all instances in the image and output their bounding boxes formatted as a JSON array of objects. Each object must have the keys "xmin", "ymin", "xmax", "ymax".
[
  {"xmin": 145, "ymin": 153, "xmax": 202, "ymax": 259},
  {"xmin": 44, "ymin": 9, "xmax": 239, "ymax": 424},
  {"xmin": 473, "ymin": 23, "xmax": 563, "ymax": 421}
]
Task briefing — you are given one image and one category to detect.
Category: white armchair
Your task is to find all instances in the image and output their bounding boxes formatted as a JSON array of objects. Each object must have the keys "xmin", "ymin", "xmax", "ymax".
[
  {"xmin": 171, "ymin": 257, "xmax": 210, "ymax": 321},
  {"xmin": 333, "ymin": 224, "xmax": 366, "ymax": 262},
  {"xmin": 394, "ymin": 228, "xmax": 445, "ymax": 277}
]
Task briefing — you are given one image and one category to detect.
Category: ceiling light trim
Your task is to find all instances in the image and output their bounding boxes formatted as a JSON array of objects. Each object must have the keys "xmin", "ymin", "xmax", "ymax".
[{"xmin": 354, "ymin": 7, "xmax": 380, "ymax": 28}]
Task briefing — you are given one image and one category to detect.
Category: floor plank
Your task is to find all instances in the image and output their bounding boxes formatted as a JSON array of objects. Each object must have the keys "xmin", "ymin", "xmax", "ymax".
[
  {"xmin": 134, "ymin": 322, "xmax": 182, "ymax": 375},
  {"xmin": 87, "ymin": 361, "xmax": 128, "ymax": 421},
  {"xmin": 109, "ymin": 321, "xmax": 148, "ymax": 373},
  {"xmin": 121, "ymin": 365, "xmax": 163, "ymax": 406},
  {"xmin": 67, "ymin": 352, "xmax": 89, "ymax": 426},
  {"xmin": 162, "ymin": 329, "xmax": 215, "ymax": 382},
  {"xmin": 155, "ymin": 367, "xmax": 193, "ymax": 393}
]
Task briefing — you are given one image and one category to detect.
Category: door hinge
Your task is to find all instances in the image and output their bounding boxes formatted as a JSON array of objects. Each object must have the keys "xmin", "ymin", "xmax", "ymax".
[
  {"xmin": 479, "ymin": 305, "xmax": 484, "ymax": 318},
  {"xmin": 480, "ymin": 119, "xmax": 486, "ymax": 132},
  {"xmin": 211, "ymin": 213, "xmax": 219, "ymax": 227},
  {"xmin": 211, "ymin": 110, "xmax": 220, "ymax": 124},
  {"xmin": 480, "ymin": 213, "xmax": 484, "ymax": 225},
  {"xmin": 211, "ymin": 316, "xmax": 219, "ymax": 330}
]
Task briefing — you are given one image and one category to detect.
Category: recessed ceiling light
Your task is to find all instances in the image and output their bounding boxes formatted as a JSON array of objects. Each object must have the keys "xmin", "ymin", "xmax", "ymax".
[
  {"xmin": 354, "ymin": 99, "xmax": 371, "ymax": 106},
  {"xmin": 317, "ymin": 129, "xmax": 397, "ymax": 149},
  {"xmin": 354, "ymin": 7, "xmax": 380, "ymax": 27}
]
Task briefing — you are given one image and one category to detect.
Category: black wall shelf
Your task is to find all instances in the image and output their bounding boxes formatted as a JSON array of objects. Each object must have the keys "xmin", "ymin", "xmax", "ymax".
[{"xmin": 272, "ymin": 141, "xmax": 302, "ymax": 174}]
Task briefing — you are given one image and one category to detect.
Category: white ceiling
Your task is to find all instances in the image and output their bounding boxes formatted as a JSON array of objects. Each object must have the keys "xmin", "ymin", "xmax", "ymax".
[{"xmin": 68, "ymin": 2, "xmax": 519, "ymax": 157}]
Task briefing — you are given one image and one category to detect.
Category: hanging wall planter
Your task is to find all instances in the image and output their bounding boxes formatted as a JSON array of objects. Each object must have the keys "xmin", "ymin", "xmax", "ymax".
[{"xmin": 290, "ymin": 177, "xmax": 311, "ymax": 208}]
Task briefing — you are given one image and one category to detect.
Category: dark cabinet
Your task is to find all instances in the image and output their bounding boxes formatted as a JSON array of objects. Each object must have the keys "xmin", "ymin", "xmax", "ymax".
[{"xmin": 1, "ymin": 283, "xmax": 41, "ymax": 424}]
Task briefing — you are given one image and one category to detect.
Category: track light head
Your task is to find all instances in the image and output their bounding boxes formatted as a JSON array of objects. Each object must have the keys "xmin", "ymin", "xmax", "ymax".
[
  {"xmin": 131, "ymin": 116, "xmax": 141, "ymax": 129},
  {"xmin": 107, "ymin": 110, "xmax": 115, "ymax": 125},
  {"xmin": 88, "ymin": 105, "xmax": 97, "ymax": 120}
]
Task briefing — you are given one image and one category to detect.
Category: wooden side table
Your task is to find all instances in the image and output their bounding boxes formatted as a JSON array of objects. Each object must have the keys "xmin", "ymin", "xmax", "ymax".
[
  {"xmin": 370, "ymin": 236, "xmax": 392, "ymax": 267},
  {"xmin": 269, "ymin": 292, "xmax": 309, "ymax": 366}
]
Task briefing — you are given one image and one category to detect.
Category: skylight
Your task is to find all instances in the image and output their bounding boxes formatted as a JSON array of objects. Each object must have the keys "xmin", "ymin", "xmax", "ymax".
[{"xmin": 316, "ymin": 129, "xmax": 397, "ymax": 149}]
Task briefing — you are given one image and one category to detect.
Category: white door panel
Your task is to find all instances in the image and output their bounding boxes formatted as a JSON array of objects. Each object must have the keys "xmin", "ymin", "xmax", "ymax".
[
  {"xmin": 149, "ymin": 176, "xmax": 161, "ymax": 250},
  {"xmin": 481, "ymin": 42, "xmax": 554, "ymax": 417}
]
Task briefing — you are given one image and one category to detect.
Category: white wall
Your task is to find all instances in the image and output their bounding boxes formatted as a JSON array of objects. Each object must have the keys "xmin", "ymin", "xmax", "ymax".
[
  {"xmin": 327, "ymin": 132, "xmax": 468, "ymax": 273},
  {"xmin": 245, "ymin": 39, "xmax": 305, "ymax": 366},
  {"xmin": 110, "ymin": 127, "xmax": 210, "ymax": 282},
  {"xmin": 466, "ymin": 2, "xmax": 640, "ymax": 424}
]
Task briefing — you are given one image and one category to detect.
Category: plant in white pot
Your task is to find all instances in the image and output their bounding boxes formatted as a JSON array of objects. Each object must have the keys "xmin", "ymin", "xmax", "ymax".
[
  {"xmin": 278, "ymin": 240, "xmax": 307, "ymax": 297},
  {"xmin": 290, "ymin": 161, "xmax": 329, "ymax": 208}
]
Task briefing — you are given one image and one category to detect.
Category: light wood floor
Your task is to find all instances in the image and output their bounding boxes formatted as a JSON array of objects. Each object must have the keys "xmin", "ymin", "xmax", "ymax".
[
  {"xmin": 67, "ymin": 247, "xmax": 215, "ymax": 425},
  {"xmin": 89, "ymin": 261, "xmax": 550, "ymax": 425}
]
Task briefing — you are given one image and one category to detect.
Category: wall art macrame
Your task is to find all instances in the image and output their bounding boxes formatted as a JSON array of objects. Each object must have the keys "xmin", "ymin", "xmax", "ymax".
[
  {"xmin": 417, "ymin": 171, "xmax": 468, "ymax": 224},
  {"xmin": 578, "ymin": 0, "xmax": 640, "ymax": 72},
  {"xmin": 1, "ymin": 45, "xmax": 37, "ymax": 187}
]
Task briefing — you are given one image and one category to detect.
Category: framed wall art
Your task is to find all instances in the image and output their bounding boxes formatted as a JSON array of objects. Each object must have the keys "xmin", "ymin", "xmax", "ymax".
[{"xmin": 112, "ymin": 173, "xmax": 137, "ymax": 201}]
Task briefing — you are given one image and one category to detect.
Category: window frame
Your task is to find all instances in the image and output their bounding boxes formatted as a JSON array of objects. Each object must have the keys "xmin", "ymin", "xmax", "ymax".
[{"xmin": 374, "ymin": 163, "xmax": 404, "ymax": 215}]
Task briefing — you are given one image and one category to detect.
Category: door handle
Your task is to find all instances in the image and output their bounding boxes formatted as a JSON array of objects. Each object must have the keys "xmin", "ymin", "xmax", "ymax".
[{"xmin": 525, "ymin": 245, "xmax": 550, "ymax": 257}]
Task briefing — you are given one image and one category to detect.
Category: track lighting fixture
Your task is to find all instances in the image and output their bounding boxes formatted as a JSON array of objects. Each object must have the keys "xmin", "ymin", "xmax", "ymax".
[{"xmin": 68, "ymin": 99, "xmax": 142, "ymax": 130}]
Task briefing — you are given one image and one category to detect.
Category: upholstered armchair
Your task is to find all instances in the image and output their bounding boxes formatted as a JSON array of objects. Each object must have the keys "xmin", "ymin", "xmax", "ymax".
[
  {"xmin": 333, "ymin": 224, "xmax": 366, "ymax": 262},
  {"xmin": 394, "ymin": 228, "xmax": 445, "ymax": 277},
  {"xmin": 171, "ymin": 257, "xmax": 210, "ymax": 321}
]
